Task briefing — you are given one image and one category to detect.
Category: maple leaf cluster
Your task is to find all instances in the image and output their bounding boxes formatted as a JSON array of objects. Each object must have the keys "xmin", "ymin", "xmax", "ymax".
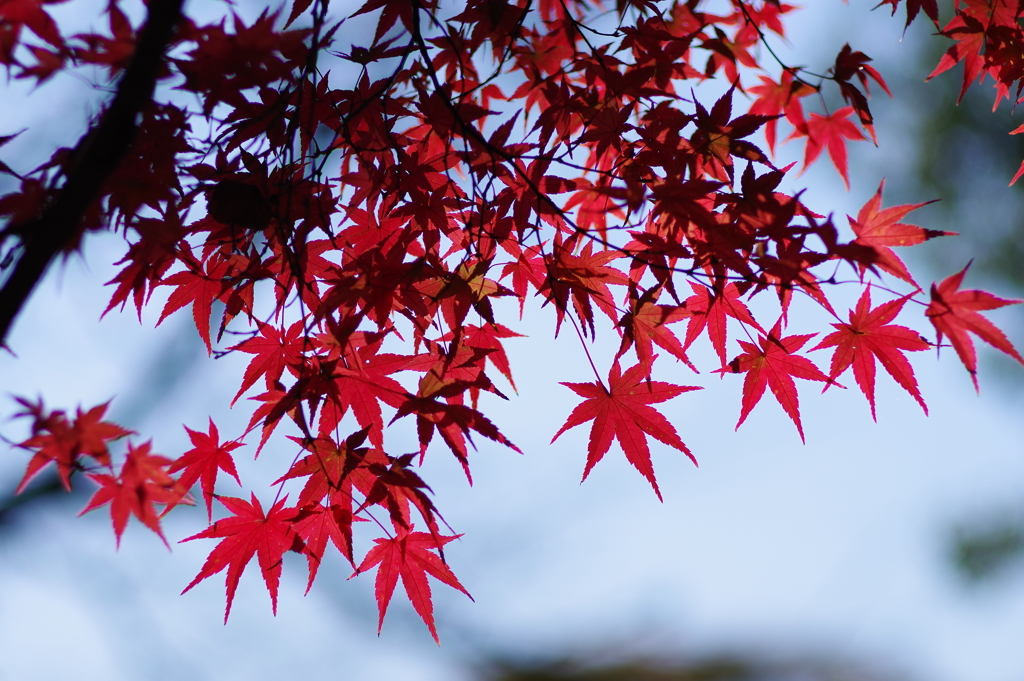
[
  {"xmin": 883, "ymin": 0, "xmax": 1024, "ymax": 184},
  {"xmin": 2, "ymin": 0, "xmax": 1023, "ymax": 642}
]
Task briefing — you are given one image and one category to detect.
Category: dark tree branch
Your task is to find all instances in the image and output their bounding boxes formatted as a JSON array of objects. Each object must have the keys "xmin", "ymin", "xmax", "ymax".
[{"xmin": 0, "ymin": 0, "xmax": 185, "ymax": 347}]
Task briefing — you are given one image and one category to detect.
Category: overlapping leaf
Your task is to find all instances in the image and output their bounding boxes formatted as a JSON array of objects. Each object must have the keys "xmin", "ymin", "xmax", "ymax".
[
  {"xmin": 81, "ymin": 440, "xmax": 188, "ymax": 547},
  {"xmin": 167, "ymin": 419, "xmax": 243, "ymax": 520},
  {"xmin": 720, "ymin": 320, "xmax": 832, "ymax": 442},
  {"xmin": 13, "ymin": 399, "xmax": 132, "ymax": 493}
]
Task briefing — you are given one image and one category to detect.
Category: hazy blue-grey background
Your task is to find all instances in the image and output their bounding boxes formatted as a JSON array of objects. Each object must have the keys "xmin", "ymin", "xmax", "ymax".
[{"xmin": 1, "ymin": 1, "xmax": 1022, "ymax": 679}]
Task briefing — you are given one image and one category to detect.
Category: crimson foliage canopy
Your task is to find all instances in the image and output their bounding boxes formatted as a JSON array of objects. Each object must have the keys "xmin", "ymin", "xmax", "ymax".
[{"xmin": 2, "ymin": 0, "xmax": 1022, "ymax": 640}]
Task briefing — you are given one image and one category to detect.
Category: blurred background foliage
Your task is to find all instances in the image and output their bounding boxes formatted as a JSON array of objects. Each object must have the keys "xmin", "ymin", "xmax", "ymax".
[
  {"xmin": 949, "ymin": 509, "xmax": 1024, "ymax": 583},
  {"xmin": 890, "ymin": 36, "xmax": 1024, "ymax": 296},
  {"xmin": 865, "ymin": 6, "xmax": 1024, "ymax": 586},
  {"xmin": 870, "ymin": 4, "xmax": 1024, "ymax": 304},
  {"xmin": 481, "ymin": 655, "xmax": 906, "ymax": 681}
]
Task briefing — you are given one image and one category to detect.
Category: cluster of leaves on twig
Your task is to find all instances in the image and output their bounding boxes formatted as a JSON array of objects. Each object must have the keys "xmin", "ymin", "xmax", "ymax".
[{"xmin": 1, "ymin": 0, "xmax": 1023, "ymax": 641}]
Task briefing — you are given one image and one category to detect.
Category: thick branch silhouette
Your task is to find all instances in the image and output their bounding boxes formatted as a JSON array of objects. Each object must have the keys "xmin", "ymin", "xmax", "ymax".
[{"xmin": 0, "ymin": 0, "xmax": 184, "ymax": 346}]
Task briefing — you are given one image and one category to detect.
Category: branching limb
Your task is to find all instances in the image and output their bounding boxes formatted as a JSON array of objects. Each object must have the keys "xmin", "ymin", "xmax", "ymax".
[{"xmin": 0, "ymin": 0, "xmax": 185, "ymax": 346}]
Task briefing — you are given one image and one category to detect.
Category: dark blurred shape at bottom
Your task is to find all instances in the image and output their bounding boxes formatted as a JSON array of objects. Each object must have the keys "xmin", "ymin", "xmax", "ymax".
[{"xmin": 480, "ymin": 654, "xmax": 908, "ymax": 681}]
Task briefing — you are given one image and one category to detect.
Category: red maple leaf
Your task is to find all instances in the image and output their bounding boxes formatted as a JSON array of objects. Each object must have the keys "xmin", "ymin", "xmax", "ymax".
[
  {"xmin": 811, "ymin": 289, "xmax": 930, "ymax": 420},
  {"xmin": 748, "ymin": 71, "xmax": 814, "ymax": 154},
  {"xmin": 182, "ymin": 494, "xmax": 304, "ymax": 622},
  {"xmin": 292, "ymin": 503, "xmax": 360, "ymax": 589},
  {"xmin": 157, "ymin": 255, "xmax": 230, "ymax": 354},
  {"xmin": 689, "ymin": 86, "xmax": 774, "ymax": 183},
  {"xmin": 272, "ymin": 430, "xmax": 382, "ymax": 576},
  {"xmin": 720, "ymin": 320, "xmax": 832, "ymax": 442},
  {"xmin": 1009, "ymin": 123, "xmax": 1024, "ymax": 185},
  {"xmin": 103, "ymin": 214, "xmax": 187, "ymax": 320},
  {"xmin": 16, "ymin": 44, "xmax": 62, "ymax": 83},
  {"xmin": 356, "ymin": 451, "xmax": 447, "ymax": 547},
  {"xmin": 551, "ymin": 358, "xmax": 701, "ymax": 501},
  {"xmin": 877, "ymin": 0, "xmax": 939, "ymax": 31},
  {"xmin": 792, "ymin": 107, "xmax": 866, "ymax": 189},
  {"xmin": 167, "ymin": 419, "xmax": 244, "ymax": 521},
  {"xmin": 616, "ymin": 286, "xmax": 694, "ymax": 371},
  {"xmin": 72, "ymin": 2, "xmax": 135, "ymax": 75},
  {"xmin": 245, "ymin": 382, "xmax": 303, "ymax": 455},
  {"xmin": 320, "ymin": 341, "xmax": 410, "ymax": 449},
  {"xmin": 441, "ymin": 323, "xmax": 525, "ymax": 392},
  {"xmin": 14, "ymin": 399, "xmax": 133, "ymax": 493},
  {"xmin": 0, "ymin": 0, "xmax": 66, "ymax": 54},
  {"xmin": 80, "ymin": 440, "xmax": 189, "ymax": 547},
  {"xmin": 832, "ymin": 44, "xmax": 892, "ymax": 144},
  {"xmin": 272, "ymin": 431, "xmax": 392, "ymax": 516},
  {"xmin": 499, "ymin": 244, "xmax": 547, "ymax": 317},
  {"xmin": 926, "ymin": 11, "xmax": 986, "ymax": 103},
  {"xmin": 926, "ymin": 264, "xmax": 1024, "ymax": 389},
  {"xmin": 538, "ymin": 235, "xmax": 629, "ymax": 338},
  {"xmin": 229, "ymin": 320, "xmax": 307, "ymax": 404},
  {"xmin": 682, "ymin": 282, "xmax": 764, "ymax": 368},
  {"xmin": 354, "ymin": 527, "xmax": 471, "ymax": 644},
  {"xmin": 10, "ymin": 0, "xmax": 1024, "ymax": 642},
  {"xmin": 392, "ymin": 367, "xmax": 522, "ymax": 481},
  {"xmin": 849, "ymin": 180, "xmax": 949, "ymax": 286}
]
